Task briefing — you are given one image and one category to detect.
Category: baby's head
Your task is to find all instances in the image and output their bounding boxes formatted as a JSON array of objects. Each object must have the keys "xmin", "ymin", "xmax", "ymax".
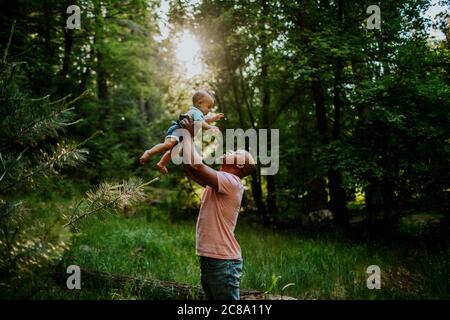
[{"xmin": 192, "ymin": 89, "xmax": 215, "ymax": 115}]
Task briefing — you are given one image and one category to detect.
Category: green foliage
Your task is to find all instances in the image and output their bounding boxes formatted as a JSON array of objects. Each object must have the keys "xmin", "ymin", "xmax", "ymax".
[
  {"xmin": 342, "ymin": 40, "xmax": 450, "ymax": 214},
  {"xmin": 0, "ymin": 35, "xmax": 87, "ymax": 286},
  {"xmin": 263, "ymin": 274, "xmax": 282, "ymax": 297},
  {"xmin": 190, "ymin": 0, "xmax": 449, "ymax": 224},
  {"xmin": 0, "ymin": 0, "xmax": 169, "ymax": 182},
  {"xmin": 398, "ymin": 213, "xmax": 445, "ymax": 236}
]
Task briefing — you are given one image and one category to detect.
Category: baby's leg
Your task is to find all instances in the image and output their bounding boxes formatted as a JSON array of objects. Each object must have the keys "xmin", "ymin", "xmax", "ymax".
[
  {"xmin": 159, "ymin": 150, "xmax": 172, "ymax": 167},
  {"xmin": 156, "ymin": 151, "xmax": 171, "ymax": 174},
  {"xmin": 139, "ymin": 139, "xmax": 177, "ymax": 165}
]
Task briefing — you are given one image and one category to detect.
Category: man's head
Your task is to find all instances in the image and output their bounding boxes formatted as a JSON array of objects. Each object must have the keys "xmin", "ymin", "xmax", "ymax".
[
  {"xmin": 192, "ymin": 89, "xmax": 215, "ymax": 115},
  {"xmin": 220, "ymin": 150, "xmax": 256, "ymax": 178}
]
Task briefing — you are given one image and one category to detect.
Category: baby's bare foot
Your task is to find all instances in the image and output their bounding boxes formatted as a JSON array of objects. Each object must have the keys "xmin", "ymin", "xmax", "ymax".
[
  {"xmin": 155, "ymin": 163, "xmax": 169, "ymax": 174},
  {"xmin": 139, "ymin": 152, "xmax": 150, "ymax": 166}
]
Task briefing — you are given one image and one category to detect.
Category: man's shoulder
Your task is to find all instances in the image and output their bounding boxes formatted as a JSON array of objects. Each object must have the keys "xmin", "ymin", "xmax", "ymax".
[
  {"xmin": 217, "ymin": 171, "xmax": 243, "ymax": 194},
  {"xmin": 217, "ymin": 171, "xmax": 241, "ymax": 181}
]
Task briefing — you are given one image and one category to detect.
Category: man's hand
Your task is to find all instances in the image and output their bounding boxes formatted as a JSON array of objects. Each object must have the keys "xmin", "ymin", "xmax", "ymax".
[{"xmin": 179, "ymin": 117, "xmax": 195, "ymax": 136}]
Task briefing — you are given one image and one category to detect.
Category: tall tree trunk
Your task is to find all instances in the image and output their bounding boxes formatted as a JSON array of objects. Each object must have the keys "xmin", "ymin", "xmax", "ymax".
[
  {"xmin": 351, "ymin": 56, "xmax": 375, "ymax": 225},
  {"xmin": 39, "ymin": 0, "xmax": 56, "ymax": 92},
  {"xmin": 261, "ymin": 0, "xmax": 278, "ymax": 218},
  {"xmin": 224, "ymin": 50, "xmax": 246, "ymax": 128},
  {"xmin": 297, "ymin": 5, "xmax": 329, "ymax": 220},
  {"xmin": 238, "ymin": 68, "xmax": 256, "ymax": 127},
  {"xmin": 327, "ymin": 0, "xmax": 348, "ymax": 228},
  {"xmin": 223, "ymin": 45, "xmax": 267, "ymax": 218},
  {"xmin": 382, "ymin": 177, "xmax": 393, "ymax": 222},
  {"xmin": 42, "ymin": 0, "xmax": 54, "ymax": 61},
  {"xmin": 330, "ymin": 62, "xmax": 349, "ymax": 227},
  {"xmin": 251, "ymin": 169, "xmax": 266, "ymax": 217},
  {"xmin": 261, "ymin": 67, "xmax": 277, "ymax": 217},
  {"xmin": 57, "ymin": 1, "xmax": 74, "ymax": 97},
  {"xmin": 94, "ymin": 2, "xmax": 108, "ymax": 103},
  {"xmin": 311, "ymin": 78, "xmax": 329, "ymax": 143},
  {"xmin": 311, "ymin": 72, "xmax": 349, "ymax": 227},
  {"xmin": 365, "ymin": 183, "xmax": 375, "ymax": 225},
  {"xmin": 328, "ymin": 170, "xmax": 348, "ymax": 227},
  {"xmin": 61, "ymin": 21, "xmax": 73, "ymax": 78},
  {"xmin": 306, "ymin": 178, "xmax": 328, "ymax": 213},
  {"xmin": 380, "ymin": 125, "xmax": 394, "ymax": 222},
  {"xmin": 96, "ymin": 51, "xmax": 108, "ymax": 102}
]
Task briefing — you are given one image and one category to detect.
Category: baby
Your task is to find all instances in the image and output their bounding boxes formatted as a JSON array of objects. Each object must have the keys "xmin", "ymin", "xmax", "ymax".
[{"xmin": 139, "ymin": 89, "xmax": 224, "ymax": 174}]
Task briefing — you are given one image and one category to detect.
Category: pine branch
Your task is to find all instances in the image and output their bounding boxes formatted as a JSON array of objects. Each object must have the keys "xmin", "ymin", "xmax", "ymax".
[
  {"xmin": 1, "ymin": 20, "xmax": 15, "ymax": 67},
  {"xmin": 0, "ymin": 143, "xmax": 88, "ymax": 194},
  {"xmin": 63, "ymin": 177, "xmax": 159, "ymax": 229}
]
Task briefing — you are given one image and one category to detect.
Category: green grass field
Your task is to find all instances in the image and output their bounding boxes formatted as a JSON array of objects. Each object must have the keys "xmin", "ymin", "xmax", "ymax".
[{"xmin": 9, "ymin": 192, "xmax": 449, "ymax": 300}]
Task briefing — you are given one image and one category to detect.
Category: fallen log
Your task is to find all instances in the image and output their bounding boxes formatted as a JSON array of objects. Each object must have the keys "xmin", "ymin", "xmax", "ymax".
[{"xmin": 53, "ymin": 265, "xmax": 296, "ymax": 300}]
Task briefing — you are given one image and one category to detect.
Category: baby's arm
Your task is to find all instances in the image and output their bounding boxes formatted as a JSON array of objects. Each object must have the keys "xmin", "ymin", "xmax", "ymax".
[
  {"xmin": 201, "ymin": 120, "xmax": 219, "ymax": 131},
  {"xmin": 204, "ymin": 113, "xmax": 225, "ymax": 124}
]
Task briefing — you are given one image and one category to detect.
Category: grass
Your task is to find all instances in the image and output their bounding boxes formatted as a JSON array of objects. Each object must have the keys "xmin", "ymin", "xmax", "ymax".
[
  {"xmin": 5, "ymin": 191, "xmax": 450, "ymax": 300},
  {"xmin": 59, "ymin": 208, "xmax": 448, "ymax": 299}
]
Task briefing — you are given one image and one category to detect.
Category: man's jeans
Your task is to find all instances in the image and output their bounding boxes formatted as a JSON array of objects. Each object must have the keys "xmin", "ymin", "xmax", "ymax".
[{"xmin": 199, "ymin": 256, "xmax": 243, "ymax": 300}]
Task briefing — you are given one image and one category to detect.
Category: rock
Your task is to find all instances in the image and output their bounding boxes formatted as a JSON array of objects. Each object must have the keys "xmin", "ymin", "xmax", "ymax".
[{"xmin": 305, "ymin": 209, "xmax": 334, "ymax": 225}]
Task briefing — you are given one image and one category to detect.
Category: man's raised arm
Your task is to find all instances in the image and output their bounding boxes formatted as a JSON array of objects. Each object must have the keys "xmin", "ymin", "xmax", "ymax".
[{"xmin": 179, "ymin": 118, "xmax": 219, "ymax": 191}]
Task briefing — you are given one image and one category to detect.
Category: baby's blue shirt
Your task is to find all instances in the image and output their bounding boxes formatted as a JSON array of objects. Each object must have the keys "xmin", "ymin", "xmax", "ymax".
[{"xmin": 185, "ymin": 106, "xmax": 205, "ymax": 121}]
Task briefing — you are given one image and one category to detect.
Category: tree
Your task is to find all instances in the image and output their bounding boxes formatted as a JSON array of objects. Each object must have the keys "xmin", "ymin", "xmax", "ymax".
[
  {"xmin": 191, "ymin": 0, "xmax": 449, "ymax": 229},
  {"xmin": 0, "ymin": 23, "xmax": 88, "ymax": 287}
]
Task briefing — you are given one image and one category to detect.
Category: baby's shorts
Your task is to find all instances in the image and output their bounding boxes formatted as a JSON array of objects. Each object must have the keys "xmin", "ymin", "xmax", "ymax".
[{"xmin": 165, "ymin": 115, "xmax": 191, "ymax": 143}]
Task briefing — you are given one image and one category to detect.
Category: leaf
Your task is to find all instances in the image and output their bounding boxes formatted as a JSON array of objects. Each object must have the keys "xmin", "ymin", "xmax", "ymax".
[{"xmin": 282, "ymin": 283, "xmax": 296, "ymax": 291}]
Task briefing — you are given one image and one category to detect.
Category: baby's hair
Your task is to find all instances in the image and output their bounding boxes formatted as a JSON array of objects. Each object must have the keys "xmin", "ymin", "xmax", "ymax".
[
  {"xmin": 204, "ymin": 89, "xmax": 215, "ymax": 101},
  {"xmin": 192, "ymin": 89, "xmax": 214, "ymax": 107}
]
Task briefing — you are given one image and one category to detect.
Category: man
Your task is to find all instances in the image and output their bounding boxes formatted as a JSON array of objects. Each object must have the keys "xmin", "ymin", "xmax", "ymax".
[{"xmin": 179, "ymin": 117, "xmax": 255, "ymax": 300}]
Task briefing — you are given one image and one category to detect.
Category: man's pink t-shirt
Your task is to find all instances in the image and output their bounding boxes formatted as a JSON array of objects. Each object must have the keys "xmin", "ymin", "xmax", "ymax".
[{"xmin": 196, "ymin": 171, "xmax": 244, "ymax": 260}]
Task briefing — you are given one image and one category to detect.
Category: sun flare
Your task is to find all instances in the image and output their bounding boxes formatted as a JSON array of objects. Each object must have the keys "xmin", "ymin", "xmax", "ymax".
[{"xmin": 175, "ymin": 31, "xmax": 204, "ymax": 78}]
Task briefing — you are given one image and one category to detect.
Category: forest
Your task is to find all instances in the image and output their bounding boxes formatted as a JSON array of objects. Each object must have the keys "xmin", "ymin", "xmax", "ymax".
[{"xmin": 0, "ymin": 0, "xmax": 449, "ymax": 300}]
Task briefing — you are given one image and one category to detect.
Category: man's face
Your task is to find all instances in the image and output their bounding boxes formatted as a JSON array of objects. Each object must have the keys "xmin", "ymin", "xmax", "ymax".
[{"xmin": 220, "ymin": 151, "xmax": 252, "ymax": 168}]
